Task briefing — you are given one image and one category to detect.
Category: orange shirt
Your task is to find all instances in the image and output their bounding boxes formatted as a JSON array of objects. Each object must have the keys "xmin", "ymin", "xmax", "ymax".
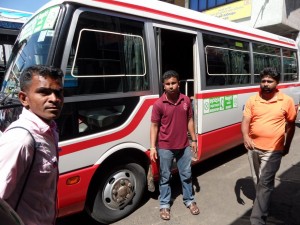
[{"xmin": 243, "ymin": 91, "xmax": 296, "ymax": 151}]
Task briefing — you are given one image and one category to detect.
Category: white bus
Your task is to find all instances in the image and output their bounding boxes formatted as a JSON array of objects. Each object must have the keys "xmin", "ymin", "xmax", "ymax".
[{"xmin": 0, "ymin": 0, "xmax": 299, "ymax": 223}]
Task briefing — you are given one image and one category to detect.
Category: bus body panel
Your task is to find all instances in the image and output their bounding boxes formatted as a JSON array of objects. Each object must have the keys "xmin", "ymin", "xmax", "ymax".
[
  {"xmin": 59, "ymin": 96, "xmax": 156, "ymax": 173},
  {"xmin": 57, "ymin": 165, "xmax": 98, "ymax": 216},
  {"xmin": 198, "ymin": 123, "xmax": 243, "ymax": 161},
  {"xmin": 197, "ymin": 83, "xmax": 300, "ymax": 134}
]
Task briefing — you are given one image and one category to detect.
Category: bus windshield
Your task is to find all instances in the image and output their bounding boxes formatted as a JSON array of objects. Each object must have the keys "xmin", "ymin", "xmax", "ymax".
[{"xmin": 1, "ymin": 5, "xmax": 61, "ymax": 98}]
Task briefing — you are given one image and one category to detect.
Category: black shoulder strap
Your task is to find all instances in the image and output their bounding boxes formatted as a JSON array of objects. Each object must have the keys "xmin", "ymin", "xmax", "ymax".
[{"xmin": 6, "ymin": 126, "xmax": 37, "ymax": 211}]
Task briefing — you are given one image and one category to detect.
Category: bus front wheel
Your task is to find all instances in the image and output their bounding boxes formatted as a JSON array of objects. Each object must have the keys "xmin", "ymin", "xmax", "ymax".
[{"xmin": 89, "ymin": 162, "xmax": 146, "ymax": 224}]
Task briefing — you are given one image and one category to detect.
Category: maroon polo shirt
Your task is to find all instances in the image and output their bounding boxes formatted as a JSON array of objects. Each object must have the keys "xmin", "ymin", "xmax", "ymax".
[{"xmin": 151, "ymin": 92, "xmax": 193, "ymax": 150}]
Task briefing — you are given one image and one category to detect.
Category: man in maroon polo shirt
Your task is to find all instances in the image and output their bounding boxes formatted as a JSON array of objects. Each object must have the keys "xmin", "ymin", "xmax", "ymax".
[{"xmin": 150, "ymin": 70, "xmax": 199, "ymax": 220}]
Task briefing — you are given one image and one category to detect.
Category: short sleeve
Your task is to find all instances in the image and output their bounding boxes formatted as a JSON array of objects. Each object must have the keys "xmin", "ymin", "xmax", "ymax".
[
  {"xmin": 243, "ymin": 98, "xmax": 253, "ymax": 118},
  {"xmin": 188, "ymin": 100, "xmax": 193, "ymax": 119},
  {"xmin": 151, "ymin": 102, "xmax": 161, "ymax": 124},
  {"xmin": 285, "ymin": 97, "xmax": 297, "ymax": 122}
]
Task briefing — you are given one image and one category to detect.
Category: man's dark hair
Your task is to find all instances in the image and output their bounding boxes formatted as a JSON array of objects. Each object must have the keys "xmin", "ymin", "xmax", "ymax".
[
  {"xmin": 260, "ymin": 67, "xmax": 280, "ymax": 83},
  {"xmin": 162, "ymin": 70, "xmax": 179, "ymax": 82},
  {"xmin": 20, "ymin": 65, "xmax": 64, "ymax": 91}
]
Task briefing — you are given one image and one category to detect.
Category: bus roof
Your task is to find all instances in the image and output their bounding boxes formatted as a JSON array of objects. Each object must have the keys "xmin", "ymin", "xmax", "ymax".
[{"xmin": 35, "ymin": 0, "xmax": 296, "ymax": 48}]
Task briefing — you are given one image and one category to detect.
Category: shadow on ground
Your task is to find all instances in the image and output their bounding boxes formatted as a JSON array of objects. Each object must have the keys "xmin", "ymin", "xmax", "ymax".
[
  {"xmin": 231, "ymin": 162, "xmax": 300, "ymax": 225},
  {"xmin": 155, "ymin": 145, "xmax": 247, "ymax": 208}
]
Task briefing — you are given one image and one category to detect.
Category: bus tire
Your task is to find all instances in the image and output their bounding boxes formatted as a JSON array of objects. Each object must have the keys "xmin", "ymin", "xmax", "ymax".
[{"xmin": 89, "ymin": 162, "xmax": 146, "ymax": 224}]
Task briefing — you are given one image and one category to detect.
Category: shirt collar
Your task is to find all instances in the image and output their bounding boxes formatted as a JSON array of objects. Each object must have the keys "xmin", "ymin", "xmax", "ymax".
[
  {"xmin": 255, "ymin": 89, "xmax": 283, "ymax": 102},
  {"xmin": 162, "ymin": 92, "xmax": 184, "ymax": 105},
  {"xmin": 20, "ymin": 108, "xmax": 57, "ymax": 134}
]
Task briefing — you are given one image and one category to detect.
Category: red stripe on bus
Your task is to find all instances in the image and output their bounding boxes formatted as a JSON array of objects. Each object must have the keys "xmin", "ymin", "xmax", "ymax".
[
  {"xmin": 94, "ymin": 0, "xmax": 295, "ymax": 47},
  {"xmin": 195, "ymin": 83, "xmax": 300, "ymax": 99},
  {"xmin": 198, "ymin": 123, "xmax": 243, "ymax": 162},
  {"xmin": 60, "ymin": 98, "xmax": 157, "ymax": 156}
]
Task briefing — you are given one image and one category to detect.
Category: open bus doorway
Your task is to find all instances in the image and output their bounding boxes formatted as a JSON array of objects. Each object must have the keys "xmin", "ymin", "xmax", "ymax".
[{"xmin": 155, "ymin": 27, "xmax": 195, "ymax": 97}]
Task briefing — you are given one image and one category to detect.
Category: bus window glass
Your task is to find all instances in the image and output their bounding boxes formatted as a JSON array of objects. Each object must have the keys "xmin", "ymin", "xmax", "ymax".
[
  {"xmin": 56, "ymin": 97, "xmax": 139, "ymax": 141},
  {"xmin": 282, "ymin": 49, "xmax": 298, "ymax": 82},
  {"xmin": 65, "ymin": 12, "xmax": 149, "ymax": 96},
  {"xmin": 72, "ymin": 30, "xmax": 145, "ymax": 77},
  {"xmin": 1, "ymin": 6, "xmax": 60, "ymax": 97},
  {"xmin": 253, "ymin": 43, "xmax": 281, "ymax": 83},
  {"xmin": 203, "ymin": 33, "xmax": 250, "ymax": 86}
]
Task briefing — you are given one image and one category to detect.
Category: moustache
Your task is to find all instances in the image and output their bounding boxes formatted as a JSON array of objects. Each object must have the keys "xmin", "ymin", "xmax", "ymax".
[{"xmin": 261, "ymin": 88, "xmax": 272, "ymax": 93}]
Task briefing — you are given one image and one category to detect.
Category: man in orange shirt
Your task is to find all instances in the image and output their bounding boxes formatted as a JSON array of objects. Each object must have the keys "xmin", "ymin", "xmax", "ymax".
[{"xmin": 241, "ymin": 67, "xmax": 296, "ymax": 225}]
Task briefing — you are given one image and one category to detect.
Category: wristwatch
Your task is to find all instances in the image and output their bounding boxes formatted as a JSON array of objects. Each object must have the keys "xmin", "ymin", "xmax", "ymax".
[{"xmin": 191, "ymin": 140, "xmax": 197, "ymax": 142}]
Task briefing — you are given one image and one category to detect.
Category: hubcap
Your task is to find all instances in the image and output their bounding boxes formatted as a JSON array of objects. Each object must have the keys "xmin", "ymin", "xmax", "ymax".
[{"xmin": 102, "ymin": 169, "xmax": 136, "ymax": 210}]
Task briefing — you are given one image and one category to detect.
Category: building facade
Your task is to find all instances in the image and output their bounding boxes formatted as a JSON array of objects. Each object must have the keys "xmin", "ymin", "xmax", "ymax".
[{"xmin": 163, "ymin": 0, "xmax": 300, "ymax": 41}]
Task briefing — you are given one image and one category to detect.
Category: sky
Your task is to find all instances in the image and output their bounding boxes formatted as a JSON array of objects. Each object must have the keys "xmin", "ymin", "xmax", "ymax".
[{"xmin": 1, "ymin": 0, "xmax": 50, "ymax": 13}]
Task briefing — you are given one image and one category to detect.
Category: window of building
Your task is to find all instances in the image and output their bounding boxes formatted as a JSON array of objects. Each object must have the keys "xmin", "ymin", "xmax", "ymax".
[{"xmin": 190, "ymin": 0, "xmax": 240, "ymax": 11}]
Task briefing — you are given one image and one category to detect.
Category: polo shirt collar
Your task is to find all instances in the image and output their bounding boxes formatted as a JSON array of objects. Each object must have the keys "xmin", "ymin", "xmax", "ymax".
[
  {"xmin": 162, "ymin": 92, "xmax": 184, "ymax": 105},
  {"xmin": 255, "ymin": 89, "xmax": 283, "ymax": 102}
]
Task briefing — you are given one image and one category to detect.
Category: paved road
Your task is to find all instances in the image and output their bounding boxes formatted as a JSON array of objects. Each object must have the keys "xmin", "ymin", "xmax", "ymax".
[{"xmin": 57, "ymin": 121, "xmax": 300, "ymax": 225}]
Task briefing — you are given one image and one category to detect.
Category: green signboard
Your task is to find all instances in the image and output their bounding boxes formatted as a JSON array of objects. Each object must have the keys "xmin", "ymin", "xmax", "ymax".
[{"xmin": 203, "ymin": 95, "xmax": 238, "ymax": 114}]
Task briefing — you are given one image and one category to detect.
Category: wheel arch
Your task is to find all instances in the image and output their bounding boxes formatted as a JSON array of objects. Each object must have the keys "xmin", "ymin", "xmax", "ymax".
[{"xmin": 84, "ymin": 144, "xmax": 150, "ymax": 221}]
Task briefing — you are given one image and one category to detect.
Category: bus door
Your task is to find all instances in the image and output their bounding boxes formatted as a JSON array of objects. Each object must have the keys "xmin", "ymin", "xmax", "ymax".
[
  {"xmin": 154, "ymin": 26, "xmax": 197, "ymax": 96},
  {"xmin": 153, "ymin": 25, "xmax": 199, "ymax": 129}
]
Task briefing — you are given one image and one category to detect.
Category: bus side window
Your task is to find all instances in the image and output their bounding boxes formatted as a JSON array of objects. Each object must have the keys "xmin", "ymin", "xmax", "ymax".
[
  {"xmin": 75, "ymin": 30, "xmax": 106, "ymax": 94},
  {"xmin": 57, "ymin": 97, "xmax": 139, "ymax": 141},
  {"xmin": 78, "ymin": 105, "xmax": 125, "ymax": 130},
  {"xmin": 203, "ymin": 33, "xmax": 250, "ymax": 87},
  {"xmin": 65, "ymin": 13, "xmax": 149, "ymax": 95},
  {"xmin": 56, "ymin": 104, "xmax": 79, "ymax": 139},
  {"xmin": 206, "ymin": 52, "xmax": 226, "ymax": 86}
]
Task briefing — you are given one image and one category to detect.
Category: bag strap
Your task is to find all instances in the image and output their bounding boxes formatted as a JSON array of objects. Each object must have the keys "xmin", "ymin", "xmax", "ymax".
[{"xmin": 6, "ymin": 126, "xmax": 37, "ymax": 211}]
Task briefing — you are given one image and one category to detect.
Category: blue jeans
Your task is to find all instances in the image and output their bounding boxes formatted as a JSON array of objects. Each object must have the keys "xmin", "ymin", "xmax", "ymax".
[
  {"xmin": 249, "ymin": 149, "xmax": 283, "ymax": 225},
  {"xmin": 158, "ymin": 147, "xmax": 194, "ymax": 209}
]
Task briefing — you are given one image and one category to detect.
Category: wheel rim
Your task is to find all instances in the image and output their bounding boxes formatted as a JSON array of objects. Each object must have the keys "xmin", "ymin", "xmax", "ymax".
[{"xmin": 102, "ymin": 169, "xmax": 136, "ymax": 210}]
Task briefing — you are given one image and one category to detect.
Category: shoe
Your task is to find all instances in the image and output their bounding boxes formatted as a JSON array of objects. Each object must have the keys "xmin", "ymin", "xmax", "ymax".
[
  {"xmin": 160, "ymin": 208, "xmax": 170, "ymax": 220},
  {"xmin": 188, "ymin": 202, "xmax": 200, "ymax": 215}
]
